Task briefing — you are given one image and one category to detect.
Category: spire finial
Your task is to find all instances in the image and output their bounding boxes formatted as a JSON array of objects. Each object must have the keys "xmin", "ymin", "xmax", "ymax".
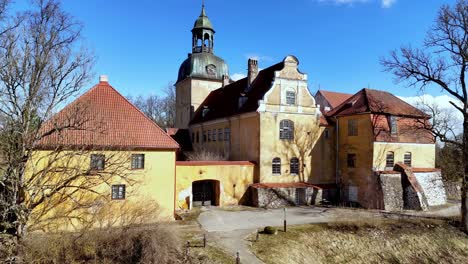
[{"xmin": 200, "ymin": 0, "xmax": 206, "ymax": 17}]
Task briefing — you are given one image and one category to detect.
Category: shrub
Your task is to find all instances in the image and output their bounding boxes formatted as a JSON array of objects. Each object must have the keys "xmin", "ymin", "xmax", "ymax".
[
  {"xmin": 264, "ymin": 226, "xmax": 278, "ymax": 235},
  {"xmin": 22, "ymin": 224, "xmax": 183, "ymax": 264}
]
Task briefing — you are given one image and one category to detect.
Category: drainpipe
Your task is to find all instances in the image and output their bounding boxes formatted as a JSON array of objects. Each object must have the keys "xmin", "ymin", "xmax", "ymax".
[
  {"xmin": 334, "ymin": 116, "xmax": 341, "ymax": 203},
  {"xmin": 334, "ymin": 116, "xmax": 339, "ymax": 186}
]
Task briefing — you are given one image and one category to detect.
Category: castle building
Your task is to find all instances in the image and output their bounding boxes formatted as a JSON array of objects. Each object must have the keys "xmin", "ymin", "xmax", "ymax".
[
  {"xmin": 175, "ymin": 4, "xmax": 229, "ymax": 128},
  {"xmin": 174, "ymin": 4, "xmax": 447, "ymax": 209}
]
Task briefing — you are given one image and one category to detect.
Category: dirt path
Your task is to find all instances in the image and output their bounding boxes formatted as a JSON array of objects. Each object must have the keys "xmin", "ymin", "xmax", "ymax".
[{"xmin": 196, "ymin": 203, "xmax": 461, "ymax": 264}]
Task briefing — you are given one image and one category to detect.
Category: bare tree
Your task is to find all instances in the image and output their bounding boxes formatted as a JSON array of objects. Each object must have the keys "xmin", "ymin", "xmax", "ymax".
[
  {"xmin": 0, "ymin": 0, "xmax": 97, "ymax": 244},
  {"xmin": 129, "ymin": 83, "xmax": 176, "ymax": 128},
  {"xmin": 381, "ymin": 0, "xmax": 468, "ymax": 231}
]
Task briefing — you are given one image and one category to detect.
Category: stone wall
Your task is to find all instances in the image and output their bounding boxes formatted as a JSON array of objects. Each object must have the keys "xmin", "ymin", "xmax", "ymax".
[
  {"xmin": 252, "ymin": 187, "xmax": 322, "ymax": 208},
  {"xmin": 378, "ymin": 173, "xmax": 403, "ymax": 211},
  {"xmin": 413, "ymin": 171, "xmax": 447, "ymax": 207}
]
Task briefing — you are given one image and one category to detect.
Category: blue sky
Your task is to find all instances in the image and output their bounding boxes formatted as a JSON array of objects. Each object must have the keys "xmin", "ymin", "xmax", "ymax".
[{"xmin": 53, "ymin": 0, "xmax": 453, "ymax": 98}]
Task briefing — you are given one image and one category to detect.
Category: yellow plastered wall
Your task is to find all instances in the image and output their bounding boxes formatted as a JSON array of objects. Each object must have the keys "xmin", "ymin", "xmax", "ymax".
[
  {"xmin": 190, "ymin": 114, "xmax": 260, "ymax": 162},
  {"xmin": 337, "ymin": 114, "xmax": 379, "ymax": 207},
  {"xmin": 175, "ymin": 163, "xmax": 255, "ymax": 209},
  {"xmin": 27, "ymin": 150, "xmax": 176, "ymax": 231},
  {"xmin": 176, "ymin": 78, "xmax": 222, "ymax": 128},
  {"xmin": 373, "ymin": 143, "xmax": 436, "ymax": 170},
  {"xmin": 310, "ymin": 126, "xmax": 336, "ymax": 184},
  {"xmin": 259, "ymin": 112, "xmax": 321, "ymax": 183}
]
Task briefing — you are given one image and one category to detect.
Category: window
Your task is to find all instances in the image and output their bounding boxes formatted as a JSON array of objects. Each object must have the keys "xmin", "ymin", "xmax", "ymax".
[
  {"xmin": 191, "ymin": 133, "xmax": 195, "ymax": 143},
  {"xmin": 279, "ymin": 120, "xmax": 294, "ymax": 140},
  {"xmin": 272, "ymin": 158, "xmax": 281, "ymax": 174},
  {"xmin": 218, "ymin": 129, "xmax": 223, "ymax": 141},
  {"xmin": 389, "ymin": 116, "xmax": 397, "ymax": 134},
  {"xmin": 286, "ymin": 91, "xmax": 296, "ymax": 105},
  {"xmin": 203, "ymin": 131, "xmax": 207, "ymax": 142},
  {"xmin": 324, "ymin": 129, "xmax": 330, "ymax": 139},
  {"xmin": 224, "ymin": 128, "xmax": 230, "ymax": 141},
  {"xmin": 385, "ymin": 152, "xmax": 394, "ymax": 168},
  {"xmin": 131, "ymin": 154, "xmax": 145, "ymax": 169},
  {"xmin": 290, "ymin": 158, "xmax": 299, "ymax": 175},
  {"xmin": 404, "ymin": 152, "xmax": 412, "ymax": 166},
  {"xmin": 208, "ymin": 129, "xmax": 211, "ymax": 142},
  {"xmin": 196, "ymin": 131, "xmax": 199, "ymax": 143},
  {"xmin": 111, "ymin": 185, "xmax": 126, "ymax": 200},
  {"xmin": 90, "ymin": 154, "xmax": 105, "ymax": 171},
  {"xmin": 212, "ymin": 129, "xmax": 217, "ymax": 141},
  {"xmin": 347, "ymin": 153, "xmax": 356, "ymax": 168},
  {"xmin": 348, "ymin": 119, "xmax": 358, "ymax": 136}
]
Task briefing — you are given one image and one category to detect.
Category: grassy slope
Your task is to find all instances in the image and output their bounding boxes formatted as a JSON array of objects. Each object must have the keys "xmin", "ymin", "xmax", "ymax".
[
  {"xmin": 176, "ymin": 208, "xmax": 234, "ymax": 264},
  {"xmin": 251, "ymin": 219, "xmax": 468, "ymax": 264}
]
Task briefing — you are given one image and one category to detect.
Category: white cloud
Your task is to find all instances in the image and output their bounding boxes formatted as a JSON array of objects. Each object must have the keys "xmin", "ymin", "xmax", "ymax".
[
  {"xmin": 381, "ymin": 0, "xmax": 396, "ymax": 8},
  {"xmin": 245, "ymin": 54, "xmax": 273, "ymax": 63},
  {"xmin": 398, "ymin": 94, "xmax": 464, "ymax": 133},
  {"xmin": 231, "ymin": 73, "xmax": 246, "ymax": 81}
]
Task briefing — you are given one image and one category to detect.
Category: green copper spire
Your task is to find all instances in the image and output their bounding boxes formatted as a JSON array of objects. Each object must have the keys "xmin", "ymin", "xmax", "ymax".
[{"xmin": 193, "ymin": 2, "xmax": 213, "ymax": 31}]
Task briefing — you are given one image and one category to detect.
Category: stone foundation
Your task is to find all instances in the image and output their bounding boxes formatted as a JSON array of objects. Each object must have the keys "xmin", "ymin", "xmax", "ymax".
[
  {"xmin": 252, "ymin": 187, "xmax": 322, "ymax": 208},
  {"xmin": 378, "ymin": 172, "xmax": 404, "ymax": 211}
]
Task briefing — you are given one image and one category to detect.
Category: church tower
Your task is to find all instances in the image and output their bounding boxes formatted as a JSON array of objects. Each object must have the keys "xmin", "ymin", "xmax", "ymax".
[{"xmin": 175, "ymin": 4, "xmax": 229, "ymax": 128}]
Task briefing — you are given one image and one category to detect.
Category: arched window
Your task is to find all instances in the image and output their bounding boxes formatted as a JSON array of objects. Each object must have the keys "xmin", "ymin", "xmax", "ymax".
[
  {"xmin": 280, "ymin": 120, "xmax": 294, "ymax": 140},
  {"xmin": 386, "ymin": 152, "xmax": 394, "ymax": 168},
  {"xmin": 290, "ymin": 158, "xmax": 299, "ymax": 175},
  {"xmin": 404, "ymin": 152, "xmax": 412, "ymax": 166},
  {"xmin": 272, "ymin": 158, "xmax": 281, "ymax": 175},
  {"xmin": 204, "ymin": 33, "xmax": 210, "ymax": 47}
]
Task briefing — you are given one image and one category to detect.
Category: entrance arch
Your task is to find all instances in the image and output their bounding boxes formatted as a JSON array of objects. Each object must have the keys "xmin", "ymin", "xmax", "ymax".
[{"xmin": 192, "ymin": 180, "xmax": 220, "ymax": 206}]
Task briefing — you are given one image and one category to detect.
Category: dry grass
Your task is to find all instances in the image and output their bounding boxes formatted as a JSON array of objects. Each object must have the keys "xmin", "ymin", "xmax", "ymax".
[
  {"xmin": 176, "ymin": 209, "xmax": 234, "ymax": 264},
  {"xmin": 250, "ymin": 218, "xmax": 468, "ymax": 264},
  {"xmin": 22, "ymin": 224, "xmax": 183, "ymax": 264}
]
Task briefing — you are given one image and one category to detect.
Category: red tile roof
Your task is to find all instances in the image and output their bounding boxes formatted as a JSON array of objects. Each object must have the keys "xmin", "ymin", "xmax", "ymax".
[
  {"xmin": 326, "ymin": 88, "xmax": 429, "ymax": 118},
  {"xmin": 317, "ymin": 90, "xmax": 353, "ymax": 108},
  {"xmin": 37, "ymin": 81, "xmax": 179, "ymax": 150}
]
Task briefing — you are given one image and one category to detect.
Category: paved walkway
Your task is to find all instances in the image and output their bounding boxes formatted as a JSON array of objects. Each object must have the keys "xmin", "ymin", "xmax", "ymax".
[{"xmin": 197, "ymin": 203, "xmax": 461, "ymax": 264}]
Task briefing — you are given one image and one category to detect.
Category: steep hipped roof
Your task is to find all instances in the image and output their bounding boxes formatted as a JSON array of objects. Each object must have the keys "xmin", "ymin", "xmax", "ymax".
[
  {"xmin": 37, "ymin": 80, "xmax": 179, "ymax": 150},
  {"xmin": 190, "ymin": 61, "xmax": 284, "ymax": 124},
  {"xmin": 326, "ymin": 88, "xmax": 428, "ymax": 118},
  {"xmin": 317, "ymin": 90, "xmax": 353, "ymax": 108}
]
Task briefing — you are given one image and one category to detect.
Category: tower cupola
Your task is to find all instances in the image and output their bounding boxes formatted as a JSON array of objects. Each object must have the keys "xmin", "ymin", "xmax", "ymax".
[{"xmin": 192, "ymin": 4, "xmax": 215, "ymax": 53}]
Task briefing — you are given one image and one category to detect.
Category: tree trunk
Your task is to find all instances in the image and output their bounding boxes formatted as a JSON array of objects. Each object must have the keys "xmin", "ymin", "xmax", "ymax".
[{"xmin": 462, "ymin": 116, "xmax": 468, "ymax": 232}]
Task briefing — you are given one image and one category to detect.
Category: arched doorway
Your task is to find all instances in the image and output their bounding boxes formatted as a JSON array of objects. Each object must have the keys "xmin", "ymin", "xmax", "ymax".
[{"xmin": 192, "ymin": 180, "xmax": 220, "ymax": 206}]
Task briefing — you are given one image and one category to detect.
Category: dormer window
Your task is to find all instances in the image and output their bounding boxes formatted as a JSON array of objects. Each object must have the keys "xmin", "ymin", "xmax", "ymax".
[
  {"xmin": 202, "ymin": 107, "xmax": 209, "ymax": 118},
  {"xmin": 238, "ymin": 93, "xmax": 247, "ymax": 108},
  {"xmin": 389, "ymin": 116, "xmax": 397, "ymax": 134},
  {"xmin": 286, "ymin": 91, "xmax": 296, "ymax": 105}
]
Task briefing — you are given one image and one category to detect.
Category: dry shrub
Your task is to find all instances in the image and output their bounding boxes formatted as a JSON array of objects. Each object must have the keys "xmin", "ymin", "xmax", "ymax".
[
  {"xmin": 22, "ymin": 224, "xmax": 183, "ymax": 264},
  {"xmin": 185, "ymin": 148, "xmax": 227, "ymax": 161}
]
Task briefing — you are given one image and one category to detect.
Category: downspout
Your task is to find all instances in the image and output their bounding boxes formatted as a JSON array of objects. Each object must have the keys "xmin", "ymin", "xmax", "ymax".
[
  {"xmin": 334, "ymin": 116, "xmax": 339, "ymax": 186},
  {"xmin": 334, "ymin": 116, "xmax": 341, "ymax": 204}
]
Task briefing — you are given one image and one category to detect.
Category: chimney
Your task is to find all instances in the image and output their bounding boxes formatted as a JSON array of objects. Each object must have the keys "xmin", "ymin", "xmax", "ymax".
[
  {"xmin": 99, "ymin": 75, "xmax": 109, "ymax": 83},
  {"xmin": 222, "ymin": 75, "xmax": 230, "ymax": 87},
  {"xmin": 247, "ymin": 58, "xmax": 258, "ymax": 87}
]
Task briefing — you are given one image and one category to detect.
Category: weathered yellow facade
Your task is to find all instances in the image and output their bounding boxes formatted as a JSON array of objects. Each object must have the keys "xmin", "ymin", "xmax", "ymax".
[
  {"xmin": 175, "ymin": 161, "xmax": 255, "ymax": 209},
  {"xmin": 27, "ymin": 149, "xmax": 177, "ymax": 230}
]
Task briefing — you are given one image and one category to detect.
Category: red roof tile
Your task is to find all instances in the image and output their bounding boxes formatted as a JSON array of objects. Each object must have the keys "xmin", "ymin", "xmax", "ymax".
[
  {"xmin": 326, "ymin": 88, "xmax": 428, "ymax": 118},
  {"xmin": 317, "ymin": 90, "xmax": 353, "ymax": 108},
  {"xmin": 37, "ymin": 81, "xmax": 179, "ymax": 150}
]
